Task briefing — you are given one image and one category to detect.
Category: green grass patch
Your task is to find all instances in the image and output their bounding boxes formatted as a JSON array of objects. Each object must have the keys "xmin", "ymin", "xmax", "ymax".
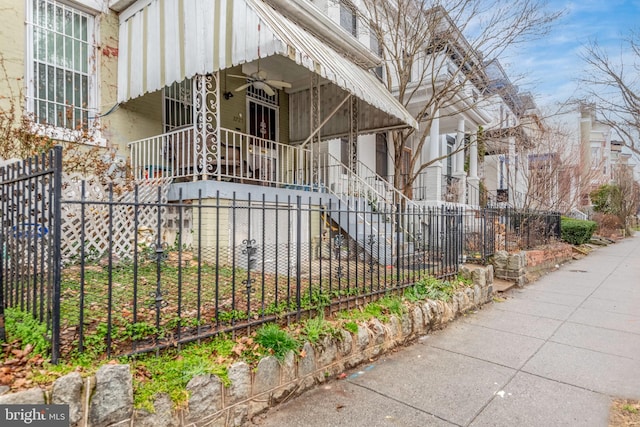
[
  {"xmin": 254, "ymin": 324, "xmax": 300, "ymax": 361},
  {"xmin": 3, "ymin": 308, "xmax": 50, "ymax": 357},
  {"xmin": 130, "ymin": 337, "xmax": 233, "ymax": 412},
  {"xmin": 300, "ymin": 313, "xmax": 338, "ymax": 344}
]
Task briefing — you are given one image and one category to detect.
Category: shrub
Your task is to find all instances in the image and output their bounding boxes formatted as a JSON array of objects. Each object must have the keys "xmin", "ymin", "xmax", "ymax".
[{"xmin": 560, "ymin": 217, "xmax": 597, "ymax": 245}]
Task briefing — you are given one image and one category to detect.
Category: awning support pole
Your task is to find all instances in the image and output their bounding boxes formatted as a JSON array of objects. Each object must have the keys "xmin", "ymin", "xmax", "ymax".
[{"xmin": 300, "ymin": 93, "xmax": 352, "ymax": 149}]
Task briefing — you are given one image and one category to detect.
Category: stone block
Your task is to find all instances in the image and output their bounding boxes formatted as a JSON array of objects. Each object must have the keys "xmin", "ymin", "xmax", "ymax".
[
  {"xmin": 227, "ymin": 362, "xmax": 251, "ymax": 405},
  {"xmin": 281, "ymin": 351, "xmax": 296, "ymax": 383},
  {"xmin": 0, "ymin": 387, "xmax": 45, "ymax": 404},
  {"xmin": 134, "ymin": 393, "xmax": 180, "ymax": 427},
  {"xmin": 88, "ymin": 364, "xmax": 133, "ymax": 427},
  {"xmin": 369, "ymin": 319, "xmax": 386, "ymax": 346},
  {"xmin": 473, "ymin": 285, "xmax": 482, "ymax": 305},
  {"xmin": 472, "ymin": 268, "xmax": 486, "ymax": 287},
  {"xmin": 254, "ymin": 356, "xmax": 280, "ymax": 395},
  {"xmin": 298, "ymin": 342, "xmax": 316, "ymax": 377},
  {"xmin": 486, "ymin": 264, "xmax": 494, "ymax": 284},
  {"xmin": 388, "ymin": 316, "xmax": 402, "ymax": 342},
  {"xmin": 356, "ymin": 325, "xmax": 369, "ymax": 350},
  {"xmin": 411, "ymin": 306, "xmax": 424, "ymax": 334},
  {"xmin": 493, "ymin": 250, "xmax": 509, "ymax": 268},
  {"xmin": 316, "ymin": 336, "xmax": 338, "ymax": 367},
  {"xmin": 401, "ymin": 312, "xmax": 412, "ymax": 340},
  {"xmin": 52, "ymin": 372, "xmax": 83, "ymax": 426},
  {"xmin": 186, "ymin": 374, "xmax": 222, "ymax": 423},
  {"xmin": 336, "ymin": 330, "xmax": 353, "ymax": 357}
]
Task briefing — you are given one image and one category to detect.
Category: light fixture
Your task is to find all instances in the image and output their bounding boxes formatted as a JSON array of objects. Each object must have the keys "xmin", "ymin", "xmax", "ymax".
[{"xmin": 223, "ymin": 91, "xmax": 234, "ymax": 100}]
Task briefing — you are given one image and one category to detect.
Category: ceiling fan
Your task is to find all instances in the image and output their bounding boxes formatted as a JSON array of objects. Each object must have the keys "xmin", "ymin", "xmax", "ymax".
[{"xmin": 229, "ymin": 69, "xmax": 291, "ymax": 96}]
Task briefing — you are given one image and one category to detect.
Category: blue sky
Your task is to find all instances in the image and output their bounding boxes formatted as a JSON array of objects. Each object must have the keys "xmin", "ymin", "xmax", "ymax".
[{"xmin": 504, "ymin": 0, "xmax": 640, "ymax": 107}]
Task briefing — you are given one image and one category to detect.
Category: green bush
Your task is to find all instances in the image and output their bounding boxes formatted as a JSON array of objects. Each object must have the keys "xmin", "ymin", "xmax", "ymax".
[{"xmin": 561, "ymin": 217, "xmax": 597, "ymax": 245}]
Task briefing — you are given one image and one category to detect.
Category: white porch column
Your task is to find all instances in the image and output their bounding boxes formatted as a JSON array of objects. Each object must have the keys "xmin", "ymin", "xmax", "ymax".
[
  {"xmin": 508, "ymin": 135, "xmax": 516, "ymax": 206},
  {"xmin": 194, "ymin": 72, "xmax": 220, "ymax": 181},
  {"xmin": 423, "ymin": 113, "xmax": 442, "ymax": 201},
  {"xmin": 453, "ymin": 118, "xmax": 466, "ymax": 204},
  {"xmin": 467, "ymin": 130, "xmax": 480, "ymax": 206}
]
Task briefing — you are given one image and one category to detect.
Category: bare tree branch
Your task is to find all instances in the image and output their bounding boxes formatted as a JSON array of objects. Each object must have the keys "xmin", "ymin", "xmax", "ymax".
[{"xmin": 361, "ymin": 0, "xmax": 562, "ymax": 196}]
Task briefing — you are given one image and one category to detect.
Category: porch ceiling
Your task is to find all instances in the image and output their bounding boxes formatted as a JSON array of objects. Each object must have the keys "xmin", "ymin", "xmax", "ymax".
[{"xmin": 117, "ymin": 0, "xmax": 417, "ymax": 131}]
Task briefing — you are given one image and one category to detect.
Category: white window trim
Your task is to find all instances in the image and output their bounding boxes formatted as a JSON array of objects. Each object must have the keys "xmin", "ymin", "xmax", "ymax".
[{"xmin": 24, "ymin": 0, "xmax": 103, "ymax": 145}]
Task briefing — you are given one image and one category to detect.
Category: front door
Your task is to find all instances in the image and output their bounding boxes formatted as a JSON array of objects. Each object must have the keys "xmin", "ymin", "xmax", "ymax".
[{"xmin": 247, "ymin": 89, "xmax": 278, "ymax": 184}]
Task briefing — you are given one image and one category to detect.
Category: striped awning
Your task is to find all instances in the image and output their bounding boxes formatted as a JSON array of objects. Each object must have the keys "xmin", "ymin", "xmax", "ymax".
[{"xmin": 117, "ymin": 0, "xmax": 417, "ymax": 130}]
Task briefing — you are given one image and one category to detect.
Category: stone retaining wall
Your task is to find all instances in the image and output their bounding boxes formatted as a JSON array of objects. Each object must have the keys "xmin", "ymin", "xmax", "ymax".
[
  {"xmin": 492, "ymin": 243, "xmax": 573, "ymax": 286},
  {"xmin": 0, "ymin": 266, "xmax": 494, "ymax": 427}
]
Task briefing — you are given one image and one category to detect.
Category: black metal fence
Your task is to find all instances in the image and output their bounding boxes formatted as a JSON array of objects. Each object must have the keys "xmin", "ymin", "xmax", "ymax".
[
  {"xmin": 53, "ymin": 190, "xmax": 464, "ymax": 359},
  {"xmin": 464, "ymin": 206, "xmax": 561, "ymax": 264},
  {"xmin": 0, "ymin": 148, "xmax": 560, "ymax": 362},
  {"xmin": 0, "ymin": 146, "xmax": 63, "ymax": 363}
]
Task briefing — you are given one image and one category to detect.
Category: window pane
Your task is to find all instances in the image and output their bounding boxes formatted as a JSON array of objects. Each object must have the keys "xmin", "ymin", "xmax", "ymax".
[
  {"xmin": 74, "ymin": 74, "xmax": 81, "ymax": 106},
  {"xmin": 75, "ymin": 108, "xmax": 82, "ymax": 129},
  {"xmin": 81, "ymin": 16, "xmax": 87, "ymax": 40},
  {"xmin": 47, "ymin": 65, "xmax": 54, "ymax": 101},
  {"xmin": 46, "ymin": 2, "xmax": 54, "ymax": 29},
  {"xmin": 81, "ymin": 75, "xmax": 87, "ymax": 107},
  {"xmin": 64, "ymin": 9, "xmax": 73, "ymax": 36},
  {"xmin": 55, "ymin": 68, "xmax": 64, "ymax": 104},
  {"xmin": 56, "ymin": 104, "xmax": 65, "ymax": 128},
  {"xmin": 47, "ymin": 31, "xmax": 54, "ymax": 62},
  {"xmin": 80, "ymin": 43, "xmax": 87, "ymax": 73},
  {"xmin": 37, "ymin": 63, "xmax": 46, "ymax": 100},
  {"xmin": 38, "ymin": 101, "xmax": 47, "ymax": 124},
  {"xmin": 56, "ymin": 33, "xmax": 63, "ymax": 66},
  {"xmin": 73, "ymin": 39, "xmax": 80, "ymax": 71},
  {"xmin": 55, "ymin": 5, "xmax": 63, "ymax": 33},
  {"xmin": 65, "ymin": 70, "xmax": 73, "ymax": 106}
]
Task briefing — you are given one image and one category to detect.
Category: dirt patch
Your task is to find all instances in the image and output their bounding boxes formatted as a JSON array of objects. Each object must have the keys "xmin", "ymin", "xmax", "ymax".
[{"xmin": 610, "ymin": 399, "xmax": 640, "ymax": 426}]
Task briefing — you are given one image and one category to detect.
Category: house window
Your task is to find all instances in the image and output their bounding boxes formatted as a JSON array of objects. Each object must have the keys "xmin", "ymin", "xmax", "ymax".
[
  {"xmin": 370, "ymin": 22, "xmax": 383, "ymax": 80},
  {"xmin": 340, "ymin": 2, "xmax": 357, "ymax": 37},
  {"xmin": 163, "ymin": 78, "xmax": 193, "ymax": 132},
  {"xmin": 29, "ymin": 0, "xmax": 96, "ymax": 131},
  {"xmin": 446, "ymin": 136, "xmax": 455, "ymax": 177},
  {"xmin": 376, "ymin": 133, "xmax": 388, "ymax": 178}
]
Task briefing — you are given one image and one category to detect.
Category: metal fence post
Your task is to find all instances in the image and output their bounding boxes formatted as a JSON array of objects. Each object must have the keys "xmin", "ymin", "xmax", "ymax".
[
  {"xmin": 295, "ymin": 196, "xmax": 302, "ymax": 321},
  {"xmin": 51, "ymin": 146, "xmax": 63, "ymax": 364}
]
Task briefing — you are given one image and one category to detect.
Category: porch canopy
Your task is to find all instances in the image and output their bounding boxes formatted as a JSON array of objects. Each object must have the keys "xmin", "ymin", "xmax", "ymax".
[{"xmin": 116, "ymin": 0, "xmax": 418, "ymax": 137}]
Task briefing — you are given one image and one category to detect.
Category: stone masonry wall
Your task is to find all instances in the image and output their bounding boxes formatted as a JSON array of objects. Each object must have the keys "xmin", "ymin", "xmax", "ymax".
[
  {"xmin": 492, "ymin": 243, "xmax": 573, "ymax": 286},
  {"xmin": 0, "ymin": 266, "xmax": 494, "ymax": 427}
]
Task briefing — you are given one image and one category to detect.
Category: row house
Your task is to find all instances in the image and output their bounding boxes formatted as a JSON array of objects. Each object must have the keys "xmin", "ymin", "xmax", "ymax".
[
  {"xmin": 0, "ymin": 0, "xmax": 539, "ymax": 265},
  {"xmin": 482, "ymin": 62, "xmax": 533, "ymax": 209},
  {"xmin": 1, "ymin": 0, "xmax": 422, "ymax": 265}
]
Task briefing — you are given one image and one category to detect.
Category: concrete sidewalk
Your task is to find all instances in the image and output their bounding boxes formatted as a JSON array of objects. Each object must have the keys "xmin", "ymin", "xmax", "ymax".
[{"xmin": 252, "ymin": 235, "xmax": 640, "ymax": 427}]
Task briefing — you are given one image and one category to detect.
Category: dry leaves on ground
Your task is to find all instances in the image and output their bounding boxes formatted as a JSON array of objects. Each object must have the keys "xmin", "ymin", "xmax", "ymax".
[{"xmin": 610, "ymin": 399, "xmax": 640, "ymax": 427}]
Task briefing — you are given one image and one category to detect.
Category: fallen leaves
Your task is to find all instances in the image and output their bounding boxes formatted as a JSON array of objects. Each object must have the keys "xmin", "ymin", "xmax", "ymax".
[{"xmin": 0, "ymin": 340, "xmax": 47, "ymax": 392}]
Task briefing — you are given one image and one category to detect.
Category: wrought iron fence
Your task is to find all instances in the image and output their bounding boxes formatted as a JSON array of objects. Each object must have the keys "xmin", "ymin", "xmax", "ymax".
[
  {"xmin": 464, "ymin": 206, "xmax": 561, "ymax": 264},
  {"xmin": 1, "ymin": 148, "xmax": 561, "ymax": 362},
  {"xmin": 0, "ymin": 150, "xmax": 464, "ymax": 361},
  {"xmin": 0, "ymin": 147, "xmax": 63, "ymax": 363}
]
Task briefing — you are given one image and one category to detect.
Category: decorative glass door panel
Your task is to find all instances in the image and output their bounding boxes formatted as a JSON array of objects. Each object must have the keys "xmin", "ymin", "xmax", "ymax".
[{"xmin": 248, "ymin": 99, "xmax": 278, "ymax": 184}]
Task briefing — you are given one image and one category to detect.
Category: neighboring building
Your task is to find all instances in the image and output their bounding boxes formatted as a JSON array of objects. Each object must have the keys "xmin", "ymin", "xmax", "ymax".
[
  {"xmin": 481, "ymin": 61, "xmax": 531, "ymax": 208},
  {"xmin": 547, "ymin": 102, "xmax": 612, "ymax": 213}
]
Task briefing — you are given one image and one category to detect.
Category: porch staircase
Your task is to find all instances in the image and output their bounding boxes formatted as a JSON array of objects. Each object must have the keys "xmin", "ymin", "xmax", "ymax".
[{"xmin": 320, "ymin": 154, "xmax": 425, "ymax": 266}]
